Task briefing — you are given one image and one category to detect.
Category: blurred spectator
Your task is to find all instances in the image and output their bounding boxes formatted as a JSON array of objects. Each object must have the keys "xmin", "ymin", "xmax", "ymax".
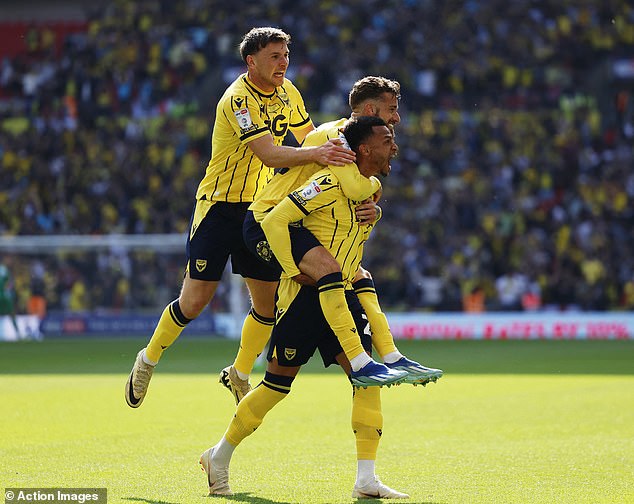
[
  {"xmin": 495, "ymin": 269, "xmax": 529, "ymax": 311},
  {"xmin": 26, "ymin": 259, "xmax": 47, "ymax": 320},
  {"xmin": 0, "ymin": 258, "xmax": 21, "ymax": 336},
  {"xmin": 463, "ymin": 285, "xmax": 486, "ymax": 313},
  {"xmin": 521, "ymin": 282, "xmax": 542, "ymax": 312}
]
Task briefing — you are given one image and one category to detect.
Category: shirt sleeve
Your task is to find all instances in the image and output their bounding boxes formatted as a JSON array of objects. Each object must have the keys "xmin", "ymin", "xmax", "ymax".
[
  {"xmin": 330, "ymin": 163, "xmax": 382, "ymax": 201},
  {"xmin": 224, "ymin": 94, "xmax": 269, "ymax": 143}
]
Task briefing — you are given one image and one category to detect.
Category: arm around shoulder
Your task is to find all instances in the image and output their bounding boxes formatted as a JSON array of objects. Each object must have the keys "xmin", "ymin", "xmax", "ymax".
[{"xmin": 247, "ymin": 134, "xmax": 356, "ymax": 168}]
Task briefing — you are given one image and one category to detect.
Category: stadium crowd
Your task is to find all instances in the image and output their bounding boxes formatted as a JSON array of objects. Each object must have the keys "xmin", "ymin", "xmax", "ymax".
[{"xmin": 1, "ymin": 0, "xmax": 634, "ymax": 313}]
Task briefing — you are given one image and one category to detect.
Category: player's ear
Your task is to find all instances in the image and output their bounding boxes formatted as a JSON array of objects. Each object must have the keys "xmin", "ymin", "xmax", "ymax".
[
  {"xmin": 358, "ymin": 144, "xmax": 371, "ymax": 157},
  {"xmin": 246, "ymin": 54, "xmax": 255, "ymax": 68},
  {"xmin": 362, "ymin": 102, "xmax": 375, "ymax": 116}
]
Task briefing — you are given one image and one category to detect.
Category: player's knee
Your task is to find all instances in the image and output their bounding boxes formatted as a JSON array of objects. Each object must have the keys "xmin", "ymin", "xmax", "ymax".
[
  {"xmin": 249, "ymin": 294, "xmax": 276, "ymax": 318},
  {"xmin": 179, "ymin": 276, "xmax": 218, "ymax": 318},
  {"xmin": 178, "ymin": 294, "xmax": 207, "ymax": 319},
  {"xmin": 355, "ymin": 267, "xmax": 373, "ymax": 282},
  {"xmin": 246, "ymin": 280, "xmax": 277, "ymax": 318}
]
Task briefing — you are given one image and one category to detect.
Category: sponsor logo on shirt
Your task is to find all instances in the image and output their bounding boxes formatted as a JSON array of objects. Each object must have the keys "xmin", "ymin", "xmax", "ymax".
[
  {"xmin": 300, "ymin": 180, "xmax": 322, "ymax": 200},
  {"xmin": 234, "ymin": 108, "xmax": 254, "ymax": 131}
]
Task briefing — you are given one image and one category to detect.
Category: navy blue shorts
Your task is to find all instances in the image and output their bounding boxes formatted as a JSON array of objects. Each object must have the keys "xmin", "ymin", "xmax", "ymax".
[
  {"xmin": 186, "ymin": 202, "xmax": 279, "ymax": 281},
  {"xmin": 242, "ymin": 210, "xmax": 321, "ymax": 278},
  {"xmin": 267, "ymin": 287, "xmax": 372, "ymax": 368}
]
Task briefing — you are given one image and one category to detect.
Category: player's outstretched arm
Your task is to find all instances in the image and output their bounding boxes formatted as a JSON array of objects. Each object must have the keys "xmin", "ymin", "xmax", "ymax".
[{"xmin": 248, "ymin": 134, "xmax": 355, "ymax": 169}]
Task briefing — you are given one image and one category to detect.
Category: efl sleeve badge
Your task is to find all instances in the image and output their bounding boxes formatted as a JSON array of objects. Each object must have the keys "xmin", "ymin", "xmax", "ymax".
[{"xmin": 234, "ymin": 108, "xmax": 253, "ymax": 131}]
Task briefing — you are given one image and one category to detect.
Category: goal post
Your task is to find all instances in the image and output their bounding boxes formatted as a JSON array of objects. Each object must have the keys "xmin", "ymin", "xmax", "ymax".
[{"xmin": 0, "ymin": 234, "xmax": 247, "ymax": 338}]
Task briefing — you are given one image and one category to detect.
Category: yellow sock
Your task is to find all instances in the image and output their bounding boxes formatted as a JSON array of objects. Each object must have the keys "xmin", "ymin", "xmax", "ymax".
[
  {"xmin": 353, "ymin": 278, "xmax": 397, "ymax": 359},
  {"xmin": 352, "ymin": 386, "xmax": 383, "ymax": 460},
  {"xmin": 225, "ymin": 372, "xmax": 293, "ymax": 446},
  {"xmin": 233, "ymin": 309, "xmax": 275, "ymax": 376},
  {"xmin": 317, "ymin": 273, "xmax": 365, "ymax": 361},
  {"xmin": 145, "ymin": 300, "xmax": 191, "ymax": 363}
]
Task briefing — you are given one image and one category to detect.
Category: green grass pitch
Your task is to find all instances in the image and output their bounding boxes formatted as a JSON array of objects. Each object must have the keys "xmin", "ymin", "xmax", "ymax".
[{"xmin": 1, "ymin": 337, "xmax": 633, "ymax": 504}]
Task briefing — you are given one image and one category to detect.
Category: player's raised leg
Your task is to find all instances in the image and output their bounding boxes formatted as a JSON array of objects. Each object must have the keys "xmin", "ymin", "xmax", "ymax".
[
  {"xmin": 353, "ymin": 268, "xmax": 443, "ymax": 386},
  {"xmin": 125, "ymin": 276, "xmax": 218, "ymax": 408},
  {"xmin": 299, "ymin": 247, "xmax": 406, "ymax": 387}
]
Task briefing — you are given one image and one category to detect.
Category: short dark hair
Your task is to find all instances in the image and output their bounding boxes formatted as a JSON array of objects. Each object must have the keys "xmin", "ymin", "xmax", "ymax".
[
  {"xmin": 349, "ymin": 76, "xmax": 401, "ymax": 110},
  {"xmin": 341, "ymin": 116, "xmax": 388, "ymax": 153},
  {"xmin": 239, "ymin": 27, "xmax": 291, "ymax": 63}
]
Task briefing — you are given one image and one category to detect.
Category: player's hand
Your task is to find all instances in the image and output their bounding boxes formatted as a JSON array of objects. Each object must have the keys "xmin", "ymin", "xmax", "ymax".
[
  {"xmin": 313, "ymin": 138, "xmax": 356, "ymax": 166},
  {"xmin": 292, "ymin": 273, "xmax": 316, "ymax": 286},
  {"xmin": 355, "ymin": 198, "xmax": 381, "ymax": 225}
]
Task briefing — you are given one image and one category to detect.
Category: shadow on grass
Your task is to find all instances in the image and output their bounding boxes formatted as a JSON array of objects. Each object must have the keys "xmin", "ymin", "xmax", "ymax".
[
  {"xmin": 216, "ymin": 492, "xmax": 293, "ymax": 504},
  {"xmin": 123, "ymin": 493, "xmax": 294, "ymax": 504},
  {"xmin": 201, "ymin": 492, "xmax": 440, "ymax": 504},
  {"xmin": 1, "ymin": 337, "xmax": 633, "ymax": 375},
  {"xmin": 122, "ymin": 498, "xmax": 181, "ymax": 504}
]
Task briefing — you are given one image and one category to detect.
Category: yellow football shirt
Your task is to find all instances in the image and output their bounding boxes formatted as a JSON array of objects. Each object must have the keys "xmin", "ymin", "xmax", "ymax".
[
  {"xmin": 195, "ymin": 73, "xmax": 311, "ymax": 204},
  {"xmin": 249, "ymin": 118, "xmax": 381, "ymax": 221},
  {"xmin": 261, "ymin": 168, "xmax": 375, "ymax": 281}
]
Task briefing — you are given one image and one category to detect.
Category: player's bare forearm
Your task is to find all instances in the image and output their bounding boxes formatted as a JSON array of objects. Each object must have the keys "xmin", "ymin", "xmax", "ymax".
[{"xmin": 248, "ymin": 135, "xmax": 355, "ymax": 168}]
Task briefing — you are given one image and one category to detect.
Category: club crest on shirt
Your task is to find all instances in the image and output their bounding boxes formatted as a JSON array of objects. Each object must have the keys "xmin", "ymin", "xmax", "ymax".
[
  {"xmin": 234, "ymin": 108, "xmax": 254, "ymax": 131},
  {"xmin": 284, "ymin": 347, "xmax": 296, "ymax": 360},
  {"xmin": 256, "ymin": 240, "xmax": 273, "ymax": 262},
  {"xmin": 277, "ymin": 92, "xmax": 289, "ymax": 105},
  {"xmin": 300, "ymin": 180, "xmax": 322, "ymax": 200},
  {"xmin": 195, "ymin": 259, "xmax": 207, "ymax": 272}
]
